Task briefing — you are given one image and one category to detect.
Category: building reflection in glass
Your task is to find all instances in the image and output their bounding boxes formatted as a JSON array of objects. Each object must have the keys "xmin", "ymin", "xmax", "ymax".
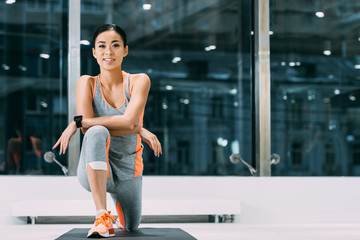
[{"xmin": 1, "ymin": 0, "xmax": 359, "ymax": 176}]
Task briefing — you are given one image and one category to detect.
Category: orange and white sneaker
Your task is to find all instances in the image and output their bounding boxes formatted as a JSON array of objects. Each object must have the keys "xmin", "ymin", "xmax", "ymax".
[{"xmin": 87, "ymin": 212, "xmax": 116, "ymax": 238}]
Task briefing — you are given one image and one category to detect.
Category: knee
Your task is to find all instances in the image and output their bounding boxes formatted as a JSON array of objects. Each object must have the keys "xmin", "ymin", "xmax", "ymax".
[
  {"xmin": 84, "ymin": 125, "xmax": 110, "ymax": 141},
  {"xmin": 125, "ymin": 217, "xmax": 141, "ymax": 232},
  {"xmin": 126, "ymin": 224, "xmax": 139, "ymax": 232}
]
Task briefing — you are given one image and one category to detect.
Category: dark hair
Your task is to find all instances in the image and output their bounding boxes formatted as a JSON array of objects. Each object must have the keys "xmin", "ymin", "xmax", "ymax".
[{"xmin": 92, "ymin": 24, "xmax": 127, "ymax": 47}]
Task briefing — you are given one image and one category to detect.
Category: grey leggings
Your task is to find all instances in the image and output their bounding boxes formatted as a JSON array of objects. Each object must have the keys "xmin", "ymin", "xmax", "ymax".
[{"xmin": 77, "ymin": 125, "xmax": 142, "ymax": 231}]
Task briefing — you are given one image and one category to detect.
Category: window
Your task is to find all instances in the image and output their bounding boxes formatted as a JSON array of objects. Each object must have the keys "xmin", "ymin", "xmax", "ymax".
[
  {"xmin": 0, "ymin": 0, "xmax": 68, "ymax": 175},
  {"xmin": 80, "ymin": 0, "xmax": 252, "ymax": 176},
  {"xmin": 270, "ymin": 0, "xmax": 360, "ymax": 176}
]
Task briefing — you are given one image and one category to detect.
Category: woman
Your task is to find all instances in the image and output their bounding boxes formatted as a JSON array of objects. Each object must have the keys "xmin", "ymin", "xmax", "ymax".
[{"xmin": 53, "ymin": 24, "xmax": 162, "ymax": 238}]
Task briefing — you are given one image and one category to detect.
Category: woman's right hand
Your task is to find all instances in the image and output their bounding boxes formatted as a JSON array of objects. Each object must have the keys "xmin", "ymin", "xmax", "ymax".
[{"xmin": 52, "ymin": 121, "xmax": 77, "ymax": 155}]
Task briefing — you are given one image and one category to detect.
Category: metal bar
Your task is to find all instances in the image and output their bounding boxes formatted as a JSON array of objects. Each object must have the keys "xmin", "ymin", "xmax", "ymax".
[
  {"xmin": 67, "ymin": 0, "xmax": 81, "ymax": 176},
  {"xmin": 31, "ymin": 216, "xmax": 36, "ymax": 225},
  {"xmin": 254, "ymin": 0, "xmax": 271, "ymax": 176}
]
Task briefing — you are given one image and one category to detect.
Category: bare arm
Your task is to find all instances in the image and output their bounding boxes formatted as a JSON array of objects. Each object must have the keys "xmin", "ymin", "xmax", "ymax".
[
  {"xmin": 81, "ymin": 73, "xmax": 150, "ymax": 130},
  {"xmin": 109, "ymin": 125, "xmax": 141, "ymax": 136},
  {"xmin": 53, "ymin": 75, "xmax": 94, "ymax": 153},
  {"xmin": 53, "ymin": 74, "xmax": 151, "ymax": 154},
  {"xmin": 111, "ymin": 126, "xmax": 162, "ymax": 156},
  {"xmin": 76, "ymin": 75, "xmax": 95, "ymax": 134}
]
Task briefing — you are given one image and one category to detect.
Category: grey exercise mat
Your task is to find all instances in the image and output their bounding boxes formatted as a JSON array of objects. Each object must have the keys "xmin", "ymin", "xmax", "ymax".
[{"xmin": 56, "ymin": 228, "xmax": 197, "ymax": 240}]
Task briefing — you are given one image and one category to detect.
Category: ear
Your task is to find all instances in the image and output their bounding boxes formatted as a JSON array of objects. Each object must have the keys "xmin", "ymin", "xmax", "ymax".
[
  {"xmin": 123, "ymin": 46, "xmax": 128, "ymax": 57},
  {"xmin": 92, "ymin": 48, "xmax": 96, "ymax": 59}
]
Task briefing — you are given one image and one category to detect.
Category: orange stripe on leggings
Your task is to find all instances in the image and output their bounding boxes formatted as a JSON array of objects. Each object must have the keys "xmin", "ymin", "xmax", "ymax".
[
  {"xmin": 106, "ymin": 136, "xmax": 111, "ymax": 179},
  {"xmin": 116, "ymin": 201, "xmax": 126, "ymax": 229}
]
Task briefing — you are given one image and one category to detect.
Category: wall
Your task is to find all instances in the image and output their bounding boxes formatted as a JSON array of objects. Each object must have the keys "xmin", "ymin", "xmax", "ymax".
[{"xmin": 1, "ymin": 176, "xmax": 360, "ymax": 224}]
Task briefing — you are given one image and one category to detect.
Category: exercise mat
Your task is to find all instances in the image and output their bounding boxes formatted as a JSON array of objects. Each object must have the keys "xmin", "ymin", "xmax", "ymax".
[{"xmin": 56, "ymin": 227, "xmax": 197, "ymax": 240}]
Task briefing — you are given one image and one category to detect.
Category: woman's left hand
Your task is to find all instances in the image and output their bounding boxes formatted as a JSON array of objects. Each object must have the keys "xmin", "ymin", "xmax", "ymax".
[
  {"xmin": 139, "ymin": 128, "xmax": 162, "ymax": 157},
  {"xmin": 53, "ymin": 121, "xmax": 77, "ymax": 155}
]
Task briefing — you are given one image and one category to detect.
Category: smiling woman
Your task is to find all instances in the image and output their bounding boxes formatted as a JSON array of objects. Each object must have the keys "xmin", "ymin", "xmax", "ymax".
[
  {"xmin": 53, "ymin": 24, "xmax": 162, "ymax": 238},
  {"xmin": 92, "ymin": 27, "xmax": 128, "ymax": 72}
]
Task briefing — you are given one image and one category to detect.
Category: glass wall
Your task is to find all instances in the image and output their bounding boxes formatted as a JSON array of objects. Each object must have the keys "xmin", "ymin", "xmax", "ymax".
[
  {"xmin": 270, "ymin": 0, "xmax": 360, "ymax": 176},
  {"xmin": 0, "ymin": 0, "xmax": 68, "ymax": 175},
  {"xmin": 4, "ymin": 0, "xmax": 359, "ymax": 177},
  {"xmin": 80, "ymin": 0, "xmax": 252, "ymax": 176}
]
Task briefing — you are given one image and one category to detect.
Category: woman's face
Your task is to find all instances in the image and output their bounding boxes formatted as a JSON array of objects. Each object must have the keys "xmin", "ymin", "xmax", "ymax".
[{"xmin": 92, "ymin": 30, "xmax": 128, "ymax": 71}]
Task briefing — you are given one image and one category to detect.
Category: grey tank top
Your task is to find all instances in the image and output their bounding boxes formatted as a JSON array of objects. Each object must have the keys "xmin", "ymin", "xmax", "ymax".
[{"xmin": 92, "ymin": 71, "xmax": 144, "ymax": 181}]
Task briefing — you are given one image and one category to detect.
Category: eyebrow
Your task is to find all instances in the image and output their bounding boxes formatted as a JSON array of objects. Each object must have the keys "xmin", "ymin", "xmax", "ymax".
[{"xmin": 97, "ymin": 40, "xmax": 121, "ymax": 44}]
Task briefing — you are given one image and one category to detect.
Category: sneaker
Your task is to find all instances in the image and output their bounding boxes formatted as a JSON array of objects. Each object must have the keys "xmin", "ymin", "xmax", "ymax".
[{"xmin": 87, "ymin": 212, "xmax": 116, "ymax": 238}]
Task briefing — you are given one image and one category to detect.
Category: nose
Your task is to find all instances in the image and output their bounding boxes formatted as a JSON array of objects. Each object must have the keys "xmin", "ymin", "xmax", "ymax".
[{"xmin": 104, "ymin": 46, "xmax": 113, "ymax": 55}]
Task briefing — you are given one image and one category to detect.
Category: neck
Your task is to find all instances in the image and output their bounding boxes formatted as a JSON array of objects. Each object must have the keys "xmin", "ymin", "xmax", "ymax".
[{"xmin": 99, "ymin": 68, "xmax": 124, "ymax": 87}]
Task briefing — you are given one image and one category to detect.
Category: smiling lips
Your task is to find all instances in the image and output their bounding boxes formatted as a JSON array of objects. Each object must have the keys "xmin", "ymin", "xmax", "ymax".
[{"xmin": 104, "ymin": 58, "xmax": 115, "ymax": 63}]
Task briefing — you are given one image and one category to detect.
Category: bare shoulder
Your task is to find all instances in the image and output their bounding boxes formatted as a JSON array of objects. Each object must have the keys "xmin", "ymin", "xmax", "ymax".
[
  {"xmin": 131, "ymin": 73, "xmax": 150, "ymax": 83},
  {"xmin": 130, "ymin": 73, "xmax": 151, "ymax": 89},
  {"xmin": 77, "ymin": 75, "xmax": 96, "ymax": 89},
  {"xmin": 78, "ymin": 75, "xmax": 95, "ymax": 84}
]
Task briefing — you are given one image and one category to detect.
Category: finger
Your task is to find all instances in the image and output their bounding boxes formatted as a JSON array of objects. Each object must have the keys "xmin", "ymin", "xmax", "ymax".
[
  {"xmin": 151, "ymin": 137, "xmax": 157, "ymax": 153},
  {"xmin": 63, "ymin": 138, "xmax": 69, "ymax": 154},
  {"xmin": 157, "ymin": 140, "xmax": 161, "ymax": 156},
  {"xmin": 59, "ymin": 138, "xmax": 64, "ymax": 155},
  {"xmin": 158, "ymin": 140, "xmax": 162, "ymax": 155},
  {"xmin": 153, "ymin": 138, "xmax": 160, "ymax": 156},
  {"xmin": 62, "ymin": 137, "xmax": 69, "ymax": 155},
  {"xmin": 60, "ymin": 140, "xmax": 64, "ymax": 155},
  {"xmin": 154, "ymin": 144, "xmax": 158, "ymax": 156},
  {"xmin": 53, "ymin": 138, "xmax": 61, "ymax": 149},
  {"xmin": 151, "ymin": 139, "xmax": 158, "ymax": 156},
  {"xmin": 61, "ymin": 144, "xmax": 66, "ymax": 155},
  {"xmin": 155, "ymin": 139, "xmax": 160, "ymax": 157},
  {"xmin": 151, "ymin": 139, "xmax": 157, "ymax": 156},
  {"xmin": 61, "ymin": 136, "xmax": 67, "ymax": 154}
]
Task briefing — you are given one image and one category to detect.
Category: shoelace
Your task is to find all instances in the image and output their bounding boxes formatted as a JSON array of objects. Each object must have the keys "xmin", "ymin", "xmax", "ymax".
[{"xmin": 95, "ymin": 212, "xmax": 116, "ymax": 227}]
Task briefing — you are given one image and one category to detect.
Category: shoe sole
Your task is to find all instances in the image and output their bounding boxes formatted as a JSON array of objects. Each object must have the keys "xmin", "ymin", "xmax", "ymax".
[{"xmin": 87, "ymin": 229, "xmax": 115, "ymax": 238}]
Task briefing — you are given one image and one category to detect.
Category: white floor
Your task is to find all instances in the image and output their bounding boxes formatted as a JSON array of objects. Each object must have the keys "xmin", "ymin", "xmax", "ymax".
[{"xmin": 2, "ymin": 223, "xmax": 360, "ymax": 240}]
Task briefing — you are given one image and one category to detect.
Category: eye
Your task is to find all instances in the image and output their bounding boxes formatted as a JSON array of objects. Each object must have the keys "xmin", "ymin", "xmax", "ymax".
[
  {"xmin": 98, "ymin": 44, "xmax": 105, "ymax": 48},
  {"xmin": 112, "ymin": 43, "xmax": 120, "ymax": 48}
]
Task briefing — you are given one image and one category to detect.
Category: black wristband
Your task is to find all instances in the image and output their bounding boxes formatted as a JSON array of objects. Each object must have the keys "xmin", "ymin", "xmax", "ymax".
[{"xmin": 73, "ymin": 115, "xmax": 83, "ymax": 128}]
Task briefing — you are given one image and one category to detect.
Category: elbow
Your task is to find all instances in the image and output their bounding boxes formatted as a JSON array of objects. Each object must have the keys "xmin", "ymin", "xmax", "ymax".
[
  {"xmin": 121, "ymin": 116, "xmax": 137, "ymax": 130},
  {"xmin": 125, "ymin": 121, "xmax": 136, "ymax": 130}
]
